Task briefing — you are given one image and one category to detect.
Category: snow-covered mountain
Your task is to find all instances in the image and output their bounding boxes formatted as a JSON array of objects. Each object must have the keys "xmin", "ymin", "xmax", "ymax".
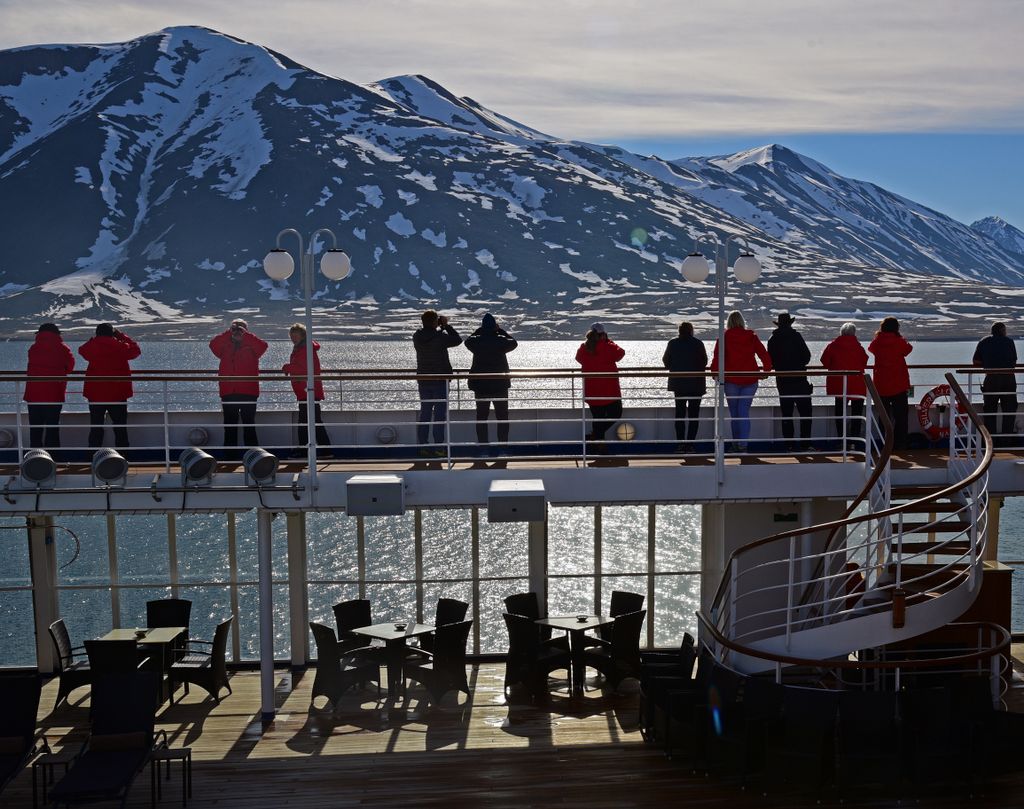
[
  {"xmin": 1, "ymin": 26, "xmax": 1023, "ymax": 340},
  {"xmin": 972, "ymin": 216, "xmax": 1024, "ymax": 258}
]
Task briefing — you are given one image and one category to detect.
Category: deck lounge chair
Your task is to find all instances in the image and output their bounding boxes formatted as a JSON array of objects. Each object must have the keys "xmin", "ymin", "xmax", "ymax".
[
  {"xmin": 0, "ymin": 675, "xmax": 46, "ymax": 797},
  {"xmin": 49, "ymin": 672, "xmax": 159, "ymax": 808},
  {"xmin": 169, "ymin": 617, "xmax": 233, "ymax": 704},
  {"xmin": 49, "ymin": 619, "xmax": 91, "ymax": 707}
]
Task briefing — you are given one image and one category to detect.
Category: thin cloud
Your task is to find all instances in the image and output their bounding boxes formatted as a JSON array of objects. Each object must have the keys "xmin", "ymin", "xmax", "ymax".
[{"xmin": 1, "ymin": 0, "xmax": 1022, "ymax": 139}]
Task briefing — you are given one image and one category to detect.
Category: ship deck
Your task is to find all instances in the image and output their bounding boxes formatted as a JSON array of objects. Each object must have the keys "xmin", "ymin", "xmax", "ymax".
[{"xmin": 7, "ymin": 653, "xmax": 1024, "ymax": 809}]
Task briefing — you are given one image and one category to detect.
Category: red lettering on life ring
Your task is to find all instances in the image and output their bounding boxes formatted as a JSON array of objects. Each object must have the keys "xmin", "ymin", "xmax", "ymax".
[{"xmin": 917, "ymin": 384, "xmax": 958, "ymax": 441}]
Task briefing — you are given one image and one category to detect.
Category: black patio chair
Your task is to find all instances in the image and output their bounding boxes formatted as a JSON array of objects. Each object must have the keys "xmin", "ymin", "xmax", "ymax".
[
  {"xmin": 405, "ymin": 619, "xmax": 473, "ymax": 708},
  {"xmin": 581, "ymin": 608, "xmax": 646, "ymax": 691},
  {"xmin": 655, "ymin": 646, "xmax": 715, "ymax": 758},
  {"xmin": 502, "ymin": 612, "xmax": 572, "ymax": 702},
  {"xmin": 593, "ymin": 590, "xmax": 645, "ymax": 644},
  {"xmin": 308, "ymin": 622, "xmax": 381, "ymax": 710},
  {"xmin": 332, "ymin": 598, "xmax": 373, "ymax": 654},
  {"xmin": 638, "ymin": 633, "xmax": 696, "ymax": 740},
  {"xmin": 49, "ymin": 671, "xmax": 159, "ymax": 808},
  {"xmin": 503, "ymin": 591, "xmax": 567, "ymax": 651},
  {"xmin": 836, "ymin": 689, "xmax": 900, "ymax": 795},
  {"xmin": 84, "ymin": 640, "xmax": 148, "ymax": 677},
  {"xmin": 0, "ymin": 675, "xmax": 47, "ymax": 797},
  {"xmin": 417, "ymin": 597, "xmax": 470, "ymax": 655},
  {"xmin": 900, "ymin": 686, "xmax": 962, "ymax": 792},
  {"xmin": 48, "ymin": 618, "xmax": 91, "ymax": 707},
  {"xmin": 764, "ymin": 686, "xmax": 839, "ymax": 795},
  {"xmin": 169, "ymin": 617, "xmax": 233, "ymax": 704},
  {"xmin": 145, "ymin": 598, "xmax": 192, "ymax": 649}
]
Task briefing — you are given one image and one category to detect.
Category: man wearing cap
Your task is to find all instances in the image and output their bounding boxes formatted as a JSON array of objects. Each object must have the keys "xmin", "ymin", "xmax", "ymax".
[
  {"xmin": 465, "ymin": 313, "xmax": 518, "ymax": 457},
  {"xmin": 413, "ymin": 310, "xmax": 462, "ymax": 456},
  {"xmin": 209, "ymin": 319, "xmax": 269, "ymax": 457},
  {"xmin": 767, "ymin": 312, "xmax": 814, "ymax": 451}
]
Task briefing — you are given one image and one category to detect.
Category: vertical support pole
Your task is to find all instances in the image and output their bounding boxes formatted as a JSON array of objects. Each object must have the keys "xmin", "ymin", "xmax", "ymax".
[
  {"xmin": 286, "ymin": 512, "xmax": 308, "ymax": 668},
  {"xmin": 167, "ymin": 514, "xmax": 179, "ymax": 598},
  {"xmin": 356, "ymin": 516, "xmax": 366, "ymax": 600},
  {"xmin": 28, "ymin": 516, "xmax": 59, "ymax": 672},
  {"xmin": 303, "ymin": 248, "xmax": 318, "ymax": 505},
  {"xmin": 257, "ymin": 509, "xmax": 276, "ymax": 722},
  {"xmin": 162, "ymin": 380, "xmax": 171, "ymax": 472},
  {"xmin": 715, "ymin": 244, "xmax": 727, "ymax": 485},
  {"xmin": 527, "ymin": 514, "xmax": 547, "ymax": 615},
  {"xmin": 414, "ymin": 509, "xmax": 424, "ymax": 624},
  {"xmin": 785, "ymin": 536, "xmax": 796, "ymax": 648},
  {"xmin": 15, "ymin": 380, "xmax": 24, "ymax": 461},
  {"xmin": 227, "ymin": 513, "xmax": 241, "ymax": 664},
  {"xmin": 471, "ymin": 507, "xmax": 481, "ymax": 654},
  {"xmin": 841, "ymin": 376, "xmax": 848, "ymax": 462},
  {"xmin": 985, "ymin": 496, "xmax": 1002, "ymax": 562},
  {"xmin": 646, "ymin": 504, "xmax": 656, "ymax": 648},
  {"xmin": 107, "ymin": 514, "xmax": 120, "ymax": 628},
  {"xmin": 593, "ymin": 506, "xmax": 603, "ymax": 613}
]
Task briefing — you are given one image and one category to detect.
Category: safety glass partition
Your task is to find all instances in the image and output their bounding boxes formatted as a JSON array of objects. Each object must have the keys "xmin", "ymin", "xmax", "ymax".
[{"xmin": 0, "ymin": 517, "xmax": 34, "ymax": 666}]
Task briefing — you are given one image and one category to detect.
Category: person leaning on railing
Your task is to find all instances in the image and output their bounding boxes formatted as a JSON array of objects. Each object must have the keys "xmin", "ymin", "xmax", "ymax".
[
  {"xmin": 209, "ymin": 319, "xmax": 268, "ymax": 459},
  {"xmin": 662, "ymin": 321, "xmax": 707, "ymax": 452},
  {"xmin": 973, "ymin": 321, "xmax": 1018, "ymax": 447},
  {"xmin": 79, "ymin": 323, "xmax": 141, "ymax": 450},
  {"xmin": 23, "ymin": 322, "xmax": 75, "ymax": 451},
  {"xmin": 868, "ymin": 316, "xmax": 912, "ymax": 450},
  {"xmin": 767, "ymin": 311, "xmax": 814, "ymax": 451},
  {"xmin": 575, "ymin": 322, "xmax": 625, "ymax": 454},
  {"xmin": 709, "ymin": 311, "xmax": 772, "ymax": 453},
  {"xmin": 282, "ymin": 323, "xmax": 332, "ymax": 458},
  {"xmin": 413, "ymin": 310, "xmax": 462, "ymax": 458},
  {"xmin": 464, "ymin": 312, "xmax": 517, "ymax": 454},
  {"xmin": 820, "ymin": 323, "xmax": 868, "ymax": 450}
]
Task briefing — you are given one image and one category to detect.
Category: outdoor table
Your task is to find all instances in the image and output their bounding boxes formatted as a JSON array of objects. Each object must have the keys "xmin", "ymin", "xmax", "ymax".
[
  {"xmin": 99, "ymin": 626, "xmax": 186, "ymax": 701},
  {"xmin": 350, "ymin": 622, "xmax": 435, "ymax": 701},
  {"xmin": 535, "ymin": 615, "xmax": 612, "ymax": 697}
]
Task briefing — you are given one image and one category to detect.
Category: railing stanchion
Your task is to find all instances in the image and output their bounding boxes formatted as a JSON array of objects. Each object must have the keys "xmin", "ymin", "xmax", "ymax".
[
  {"xmin": 841, "ymin": 375, "xmax": 848, "ymax": 462},
  {"xmin": 14, "ymin": 381, "xmax": 24, "ymax": 462},
  {"xmin": 162, "ymin": 380, "xmax": 171, "ymax": 472},
  {"xmin": 785, "ymin": 536, "xmax": 796, "ymax": 648}
]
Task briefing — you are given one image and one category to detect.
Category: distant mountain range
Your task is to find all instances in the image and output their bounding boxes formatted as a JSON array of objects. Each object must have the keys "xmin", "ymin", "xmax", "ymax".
[{"xmin": 2, "ymin": 25, "xmax": 1024, "ymax": 340}]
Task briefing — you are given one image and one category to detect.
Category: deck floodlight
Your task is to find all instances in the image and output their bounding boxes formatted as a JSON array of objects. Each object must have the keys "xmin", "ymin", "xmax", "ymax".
[
  {"xmin": 91, "ymin": 448, "xmax": 128, "ymax": 487},
  {"xmin": 680, "ymin": 252, "xmax": 710, "ymax": 283},
  {"xmin": 733, "ymin": 252, "xmax": 762, "ymax": 284},
  {"xmin": 263, "ymin": 248, "xmax": 295, "ymax": 281},
  {"xmin": 320, "ymin": 248, "xmax": 352, "ymax": 280},
  {"xmin": 243, "ymin": 447, "xmax": 279, "ymax": 485},
  {"xmin": 21, "ymin": 449, "xmax": 56, "ymax": 487},
  {"xmin": 180, "ymin": 447, "xmax": 216, "ymax": 487}
]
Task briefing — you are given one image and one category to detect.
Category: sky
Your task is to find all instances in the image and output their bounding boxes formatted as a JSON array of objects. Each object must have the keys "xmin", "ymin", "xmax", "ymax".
[{"xmin": 2, "ymin": 0, "xmax": 1022, "ymax": 228}]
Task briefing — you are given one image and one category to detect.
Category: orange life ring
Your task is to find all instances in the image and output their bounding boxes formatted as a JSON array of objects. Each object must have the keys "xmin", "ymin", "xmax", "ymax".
[{"xmin": 916, "ymin": 384, "xmax": 960, "ymax": 441}]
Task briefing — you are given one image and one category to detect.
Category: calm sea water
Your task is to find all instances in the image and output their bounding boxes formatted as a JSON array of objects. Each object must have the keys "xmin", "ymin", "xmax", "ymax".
[{"xmin": 0, "ymin": 337, "xmax": 1020, "ymax": 665}]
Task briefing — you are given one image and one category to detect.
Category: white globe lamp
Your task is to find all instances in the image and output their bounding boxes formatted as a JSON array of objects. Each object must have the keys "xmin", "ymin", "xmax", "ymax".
[
  {"xmin": 320, "ymin": 249, "xmax": 352, "ymax": 281},
  {"xmin": 733, "ymin": 253, "xmax": 762, "ymax": 284},
  {"xmin": 263, "ymin": 249, "xmax": 295, "ymax": 281},
  {"xmin": 680, "ymin": 252, "xmax": 710, "ymax": 283}
]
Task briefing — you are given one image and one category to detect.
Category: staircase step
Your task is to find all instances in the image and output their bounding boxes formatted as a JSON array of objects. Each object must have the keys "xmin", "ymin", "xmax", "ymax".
[
  {"xmin": 897, "ymin": 520, "xmax": 972, "ymax": 534},
  {"xmin": 890, "ymin": 486, "xmax": 948, "ymax": 498},
  {"xmin": 894, "ymin": 540, "xmax": 972, "ymax": 556},
  {"xmin": 893, "ymin": 500, "xmax": 963, "ymax": 514}
]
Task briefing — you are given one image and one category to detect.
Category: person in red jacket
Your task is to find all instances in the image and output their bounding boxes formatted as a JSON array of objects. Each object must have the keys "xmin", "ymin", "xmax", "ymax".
[
  {"xmin": 79, "ymin": 323, "xmax": 141, "ymax": 449},
  {"xmin": 281, "ymin": 323, "xmax": 331, "ymax": 455},
  {"xmin": 821, "ymin": 323, "xmax": 869, "ymax": 448},
  {"xmin": 575, "ymin": 322, "xmax": 625, "ymax": 452},
  {"xmin": 209, "ymin": 319, "xmax": 268, "ymax": 455},
  {"xmin": 868, "ymin": 316, "xmax": 913, "ymax": 450},
  {"xmin": 709, "ymin": 311, "xmax": 772, "ymax": 451},
  {"xmin": 24, "ymin": 323, "xmax": 75, "ymax": 450}
]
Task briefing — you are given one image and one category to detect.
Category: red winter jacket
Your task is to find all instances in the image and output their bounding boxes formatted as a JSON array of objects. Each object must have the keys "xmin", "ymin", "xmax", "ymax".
[
  {"xmin": 575, "ymin": 338, "xmax": 625, "ymax": 405},
  {"xmin": 709, "ymin": 327, "xmax": 772, "ymax": 386},
  {"xmin": 24, "ymin": 331, "xmax": 75, "ymax": 404},
  {"xmin": 868, "ymin": 331, "xmax": 913, "ymax": 397},
  {"xmin": 283, "ymin": 341, "xmax": 325, "ymax": 401},
  {"xmin": 820, "ymin": 334, "xmax": 868, "ymax": 397},
  {"xmin": 79, "ymin": 334, "xmax": 141, "ymax": 402},
  {"xmin": 209, "ymin": 330, "xmax": 269, "ymax": 397}
]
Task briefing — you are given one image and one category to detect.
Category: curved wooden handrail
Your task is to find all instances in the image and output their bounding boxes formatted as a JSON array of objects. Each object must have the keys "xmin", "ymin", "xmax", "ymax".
[
  {"xmin": 707, "ymin": 373, "xmax": 992, "ymax": 631},
  {"xmin": 696, "ymin": 609, "xmax": 1010, "ymax": 671}
]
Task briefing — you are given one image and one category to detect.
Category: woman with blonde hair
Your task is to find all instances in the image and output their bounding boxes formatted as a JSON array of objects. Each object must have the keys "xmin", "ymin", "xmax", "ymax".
[{"xmin": 709, "ymin": 311, "xmax": 772, "ymax": 451}]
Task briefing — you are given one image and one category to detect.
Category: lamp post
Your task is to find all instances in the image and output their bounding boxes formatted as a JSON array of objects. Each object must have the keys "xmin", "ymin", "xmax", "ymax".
[
  {"xmin": 679, "ymin": 232, "xmax": 761, "ymax": 481},
  {"xmin": 263, "ymin": 228, "xmax": 351, "ymax": 494}
]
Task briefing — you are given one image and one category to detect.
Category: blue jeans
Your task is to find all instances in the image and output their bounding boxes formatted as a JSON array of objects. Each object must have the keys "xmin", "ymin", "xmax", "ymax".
[
  {"xmin": 417, "ymin": 380, "xmax": 449, "ymax": 445},
  {"xmin": 724, "ymin": 382, "xmax": 758, "ymax": 444}
]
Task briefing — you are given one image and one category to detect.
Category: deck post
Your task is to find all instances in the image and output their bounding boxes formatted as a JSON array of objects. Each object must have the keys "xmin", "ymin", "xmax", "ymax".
[
  {"xmin": 257, "ymin": 508, "xmax": 276, "ymax": 721},
  {"xmin": 28, "ymin": 515, "xmax": 58, "ymax": 672},
  {"xmin": 287, "ymin": 512, "xmax": 309, "ymax": 668},
  {"xmin": 527, "ymin": 516, "xmax": 547, "ymax": 614}
]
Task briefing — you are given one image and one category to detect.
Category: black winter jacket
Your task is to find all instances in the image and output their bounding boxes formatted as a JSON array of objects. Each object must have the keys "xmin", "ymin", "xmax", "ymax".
[
  {"xmin": 413, "ymin": 325, "xmax": 462, "ymax": 375},
  {"xmin": 662, "ymin": 336, "xmax": 708, "ymax": 396},
  {"xmin": 973, "ymin": 334, "xmax": 1018, "ymax": 392},
  {"xmin": 465, "ymin": 328, "xmax": 518, "ymax": 397},
  {"xmin": 767, "ymin": 326, "xmax": 812, "ymax": 394}
]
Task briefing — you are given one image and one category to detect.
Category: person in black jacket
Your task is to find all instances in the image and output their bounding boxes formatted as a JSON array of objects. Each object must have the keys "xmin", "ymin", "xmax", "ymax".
[
  {"xmin": 413, "ymin": 310, "xmax": 462, "ymax": 456},
  {"xmin": 662, "ymin": 322, "xmax": 708, "ymax": 450},
  {"xmin": 973, "ymin": 321, "xmax": 1018, "ymax": 444},
  {"xmin": 767, "ymin": 312, "xmax": 813, "ymax": 450},
  {"xmin": 465, "ymin": 313, "xmax": 518, "ymax": 452}
]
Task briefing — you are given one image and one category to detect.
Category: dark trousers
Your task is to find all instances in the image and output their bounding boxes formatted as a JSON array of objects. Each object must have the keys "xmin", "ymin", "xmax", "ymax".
[
  {"xmin": 417, "ymin": 380, "xmax": 449, "ymax": 445},
  {"xmin": 982, "ymin": 392, "xmax": 1018, "ymax": 442},
  {"xmin": 834, "ymin": 397, "xmax": 865, "ymax": 441},
  {"xmin": 475, "ymin": 398, "xmax": 510, "ymax": 444},
  {"xmin": 88, "ymin": 403, "xmax": 129, "ymax": 449},
  {"xmin": 221, "ymin": 394, "xmax": 258, "ymax": 448},
  {"xmin": 780, "ymin": 395, "xmax": 812, "ymax": 441},
  {"xmin": 673, "ymin": 396, "xmax": 701, "ymax": 442},
  {"xmin": 880, "ymin": 392, "xmax": 909, "ymax": 450},
  {"xmin": 588, "ymin": 400, "xmax": 623, "ymax": 441},
  {"xmin": 298, "ymin": 402, "xmax": 331, "ymax": 448},
  {"xmin": 28, "ymin": 404, "xmax": 63, "ymax": 449}
]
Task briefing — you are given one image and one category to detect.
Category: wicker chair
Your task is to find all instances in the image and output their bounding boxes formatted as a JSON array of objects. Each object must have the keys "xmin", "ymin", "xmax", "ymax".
[
  {"xmin": 502, "ymin": 613, "xmax": 571, "ymax": 702},
  {"xmin": 169, "ymin": 617, "xmax": 233, "ymax": 704},
  {"xmin": 309, "ymin": 622, "xmax": 381, "ymax": 710},
  {"xmin": 332, "ymin": 599, "xmax": 373, "ymax": 654},
  {"xmin": 405, "ymin": 620, "xmax": 473, "ymax": 707},
  {"xmin": 0, "ymin": 675, "xmax": 46, "ymax": 797},
  {"xmin": 48, "ymin": 618, "xmax": 91, "ymax": 707}
]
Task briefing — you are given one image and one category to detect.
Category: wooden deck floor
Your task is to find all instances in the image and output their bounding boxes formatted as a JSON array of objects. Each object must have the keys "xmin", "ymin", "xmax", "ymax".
[{"xmin": 7, "ymin": 654, "xmax": 1024, "ymax": 809}]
